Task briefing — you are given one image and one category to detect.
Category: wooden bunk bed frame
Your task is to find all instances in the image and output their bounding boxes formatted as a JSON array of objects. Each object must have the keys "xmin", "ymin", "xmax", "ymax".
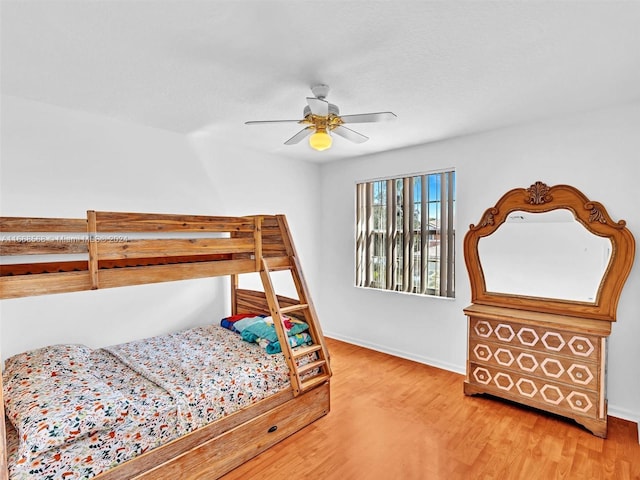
[{"xmin": 0, "ymin": 211, "xmax": 332, "ymax": 480}]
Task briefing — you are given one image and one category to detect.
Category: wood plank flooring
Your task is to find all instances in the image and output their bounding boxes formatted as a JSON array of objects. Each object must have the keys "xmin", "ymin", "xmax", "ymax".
[{"xmin": 221, "ymin": 338, "xmax": 640, "ymax": 480}]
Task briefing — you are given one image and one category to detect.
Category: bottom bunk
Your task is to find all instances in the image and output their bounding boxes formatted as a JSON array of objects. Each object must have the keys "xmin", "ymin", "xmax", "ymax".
[{"xmin": 2, "ymin": 295, "xmax": 330, "ymax": 480}]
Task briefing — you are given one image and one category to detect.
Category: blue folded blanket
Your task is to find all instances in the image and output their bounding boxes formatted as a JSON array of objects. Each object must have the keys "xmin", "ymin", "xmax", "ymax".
[
  {"xmin": 240, "ymin": 318, "xmax": 312, "ymax": 354},
  {"xmin": 241, "ymin": 318, "xmax": 309, "ymax": 343},
  {"xmin": 261, "ymin": 332, "xmax": 313, "ymax": 354}
]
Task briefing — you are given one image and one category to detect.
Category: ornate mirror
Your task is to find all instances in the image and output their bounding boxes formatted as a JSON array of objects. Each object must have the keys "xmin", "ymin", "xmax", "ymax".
[
  {"xmin": 464, "ymin": 181, "xmax": 635, "ymax": 321},
  {"xmin": 478, "ymin": 208, "xmax": 612, "ymax": 302}
]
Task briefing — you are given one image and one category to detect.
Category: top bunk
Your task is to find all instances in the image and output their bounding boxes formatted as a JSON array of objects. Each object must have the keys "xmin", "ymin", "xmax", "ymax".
[{"xmin": 0, "ymin": 211, "xmax": 293, "ymax": 299}]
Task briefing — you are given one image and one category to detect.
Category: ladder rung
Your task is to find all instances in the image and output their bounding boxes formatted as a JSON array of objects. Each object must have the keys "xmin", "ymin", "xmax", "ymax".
[
  {"xmin": 293, "ymin": 344, "xmax": 322, "ymax": 358},
  {"xmin": 297, "ymin": 359, "xmax": 326, "ymax": 376},
  {"xmin": 263, "ymin": 256, "xmax": 291, "ymax": 271},
  {"xmin": 300, "ymin": 374, "xmax": 330, "ymax": 392},
  {"xmin": 280, "ymin": 303, "xmax": 308, "ymax": 314}
]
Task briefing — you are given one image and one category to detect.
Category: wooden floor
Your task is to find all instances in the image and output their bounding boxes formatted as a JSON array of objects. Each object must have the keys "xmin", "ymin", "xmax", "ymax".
[{"xmin": 221, "ymin": 338, "xmax": 640, "ymax": 480}]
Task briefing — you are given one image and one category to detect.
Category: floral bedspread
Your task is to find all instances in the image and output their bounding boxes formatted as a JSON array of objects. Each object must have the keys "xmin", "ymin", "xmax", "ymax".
[
  {"xmin": 4, "ymin": 325, "xmax": 292, "ymax": 480},
  {"xmin": 103, "ymin": 324, "xmax": 292, "ymax": 433}
]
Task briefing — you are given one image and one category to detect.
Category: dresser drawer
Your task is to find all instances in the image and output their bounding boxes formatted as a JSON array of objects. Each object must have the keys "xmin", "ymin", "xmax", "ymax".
[
  {"xmin": 469, "ymin": 317, "xmax": 601, "ymax": 362},
  {"xmin": 468, "ymin": 362, "xmax": 599, "ymax": 419},
  {"xmin": 469, "ymin": 339, "xmax": 599, "ymax": 390}
]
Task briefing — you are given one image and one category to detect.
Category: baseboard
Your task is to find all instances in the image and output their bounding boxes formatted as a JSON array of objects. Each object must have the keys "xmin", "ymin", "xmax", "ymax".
[
  {"xmin": 325, "ymin": 331, "xmax": 640, "ymax": 444},
  {"xmin": 324, "ymin": 331, "xmax": 466, "ymax": 375},
  {"xmin": 607, "ymin": 406, "xmax": 640, "ymax": 444}
]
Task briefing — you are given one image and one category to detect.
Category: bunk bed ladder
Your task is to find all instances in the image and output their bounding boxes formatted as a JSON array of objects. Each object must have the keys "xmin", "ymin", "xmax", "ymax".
[
  {"xmin": 259, "ymin": 261, "xmax": 331, "ymax": 396},
  {"xmin": 259, "ymin": 216, "xmax": 331, "ymax": 396}
]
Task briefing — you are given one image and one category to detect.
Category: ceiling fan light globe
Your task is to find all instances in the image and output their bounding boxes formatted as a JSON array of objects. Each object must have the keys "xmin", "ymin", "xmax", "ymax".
[{"xmin": 309, "ymin": 131, "xmax": 332, "ymax": 151}]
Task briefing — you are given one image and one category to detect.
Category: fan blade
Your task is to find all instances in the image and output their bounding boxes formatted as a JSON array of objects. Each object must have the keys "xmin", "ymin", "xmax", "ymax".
[
  {"xmin": 245, "ymin": 119, "xmax": 301, "ymax": 125},
  {"xmin": 333, "ymin": 125, "xmax": 369, "ymax": 144},
  {"xmin": 339, "ymin": 112, "xmax": 397, "ymax": 124},
  {"xmin": 284, "ymin": 127, "xmax": 313, "ymax": 145},
  {"xmin": 306, "ymin": 97, "xmax": 329, "ymax": 116}
]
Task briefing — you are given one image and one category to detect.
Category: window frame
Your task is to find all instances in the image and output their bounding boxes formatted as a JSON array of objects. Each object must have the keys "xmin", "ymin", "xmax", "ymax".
[{"xmin": 355, "ymin": 169, "xmax": 456, "ymax": 298}]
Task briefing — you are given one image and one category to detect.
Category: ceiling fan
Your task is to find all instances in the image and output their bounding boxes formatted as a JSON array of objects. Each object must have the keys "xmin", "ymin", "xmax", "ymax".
[{"xmin": 245, "ymin": 84, "xmax": 397, "ymax": 151}]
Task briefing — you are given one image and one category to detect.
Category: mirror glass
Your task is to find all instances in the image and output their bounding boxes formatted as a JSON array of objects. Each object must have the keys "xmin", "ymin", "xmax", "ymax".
[{"xmin": 478, "ymin": 209, "xmax": 612, "ymax": 302}]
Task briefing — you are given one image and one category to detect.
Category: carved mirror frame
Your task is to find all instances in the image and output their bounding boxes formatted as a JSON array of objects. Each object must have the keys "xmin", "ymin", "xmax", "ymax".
[{"xmin": 464, "ymin": 181, "xmax": 635, "ymax": 321}]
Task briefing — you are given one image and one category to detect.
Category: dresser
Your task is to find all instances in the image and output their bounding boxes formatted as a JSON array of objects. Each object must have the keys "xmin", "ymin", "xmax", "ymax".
[{"xmin": 463, "ymin": 182, "xmax": 635, "ymax": 438}]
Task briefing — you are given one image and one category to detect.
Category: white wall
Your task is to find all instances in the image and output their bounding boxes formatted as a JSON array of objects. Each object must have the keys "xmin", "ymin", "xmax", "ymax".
[
  {"xmin": 318, "ymin": 101, "xmax": 640, "ymax": 423},
  {"xmin": 0, "ymin": 95, "xmax": 320, "ymax": 358}
]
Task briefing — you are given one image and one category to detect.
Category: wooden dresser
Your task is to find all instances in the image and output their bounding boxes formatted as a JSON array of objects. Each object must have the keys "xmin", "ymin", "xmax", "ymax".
[{"xmin": 463, "ymin": 182, "xmax": 635, "ymax": 438}]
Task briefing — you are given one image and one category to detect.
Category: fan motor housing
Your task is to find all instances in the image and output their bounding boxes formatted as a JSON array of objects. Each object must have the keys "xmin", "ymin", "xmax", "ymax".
[{"xmin": 303, "ymin": 103, "xmax": 339, "ymax": 118}]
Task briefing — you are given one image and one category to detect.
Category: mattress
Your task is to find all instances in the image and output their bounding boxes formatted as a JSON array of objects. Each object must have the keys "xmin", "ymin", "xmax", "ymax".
[{"xmin": 3, "ymin": 325, "xmax": 296, "ymax": 480}]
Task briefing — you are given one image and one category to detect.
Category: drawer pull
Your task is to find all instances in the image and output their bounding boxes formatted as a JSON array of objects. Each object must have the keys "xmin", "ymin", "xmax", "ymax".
[
  {"xmin": 575, "ymin": 400, "xmax": 583, "ymax": 407},
  {"xmin": 576, "ymin": 372, "xmax": 583, "ymax": 379},
  {"xmin": 577, "ymin": 344, "xmax": 584, "ymax": 351},
  {"xmin": 268, "ymin": 425, "xmax": 278, "ymax": 433}
]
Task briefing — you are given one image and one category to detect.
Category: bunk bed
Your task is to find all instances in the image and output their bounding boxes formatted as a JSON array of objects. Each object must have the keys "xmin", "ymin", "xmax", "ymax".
[{"xmin": 0, "ymin": 211, "xmax": 332, "ymax": 480}]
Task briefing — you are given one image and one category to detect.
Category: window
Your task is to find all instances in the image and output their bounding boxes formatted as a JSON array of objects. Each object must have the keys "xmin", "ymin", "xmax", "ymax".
[{"xmin": 356, "ymin": 170, "xmax": 456, "ymax": 297}]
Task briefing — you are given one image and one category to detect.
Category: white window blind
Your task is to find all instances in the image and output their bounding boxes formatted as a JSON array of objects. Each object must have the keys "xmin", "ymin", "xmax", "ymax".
[{"xmin": 356, "ymin": 170, "xmax": 456, "ymax": 297}]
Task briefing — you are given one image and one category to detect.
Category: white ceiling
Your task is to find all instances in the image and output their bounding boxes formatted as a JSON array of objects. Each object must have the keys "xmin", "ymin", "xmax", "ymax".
[{"xmin": 2, "ymin": 1, "xmax": 640, "ymax": 163}]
